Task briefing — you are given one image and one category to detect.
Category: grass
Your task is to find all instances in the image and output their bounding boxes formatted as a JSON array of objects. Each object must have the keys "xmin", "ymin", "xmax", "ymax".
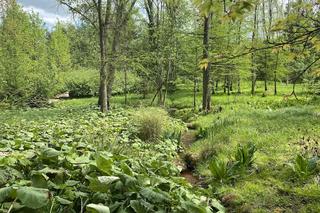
[{"xmin": 181, "ymin": 84, "xmax": 320, "ymax": 212}]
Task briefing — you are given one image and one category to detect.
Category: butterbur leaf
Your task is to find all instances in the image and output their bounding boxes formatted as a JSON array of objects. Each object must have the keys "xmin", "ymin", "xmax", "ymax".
[
  {"xmin": 181, "ymin": 201, "xmax": 211, "ymax": 213},
  {"xmin": 56, "ymin": 196, "xmax": 73, "ymax": 205},
  {"xmin": 16, "ymin": 187, "xmax": 50, "ymax": 209},
  {"xmin": 88, "ymin": 176, "xmax": 119, "ymax": 193},
  {"xmin": 140, "ymin": 188, "xmax": 170, "ymax": 203},
  {"xmin": 96, "ymin": 154, "xmax": 114, "ymax": 175},
  {"xmin": 0, "ymin": 187, "xmax": 14, "ymax": 203},
  {"xmin": 86, "ymin": 203, "xmax": 110, "ymax": 213},
  {"xmin": 41, "ymin": 148, "xmax": 60, "ymax": 161},
  {"xmin": 98, "ymin": 176, "xmax": 120, "ymax": 183},
  {"xmin": 130, "ymin": 200, "xmax": 151, "ymax": 213}
]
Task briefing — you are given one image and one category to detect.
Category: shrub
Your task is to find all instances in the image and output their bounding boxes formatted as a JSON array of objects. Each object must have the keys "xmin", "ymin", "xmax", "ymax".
[
  {"xmin": 67, "ymin": 81, "xmax": 94, "ymax": 98},
  {"xmin": 134, "ymin": 108, "xmax": 168, "ymax": 142}
]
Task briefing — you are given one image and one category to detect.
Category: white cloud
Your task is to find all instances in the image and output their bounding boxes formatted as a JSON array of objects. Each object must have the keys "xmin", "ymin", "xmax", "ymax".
[{"xmin": 23, "ymin": 5, "xmax": 72, "ymax": 26}]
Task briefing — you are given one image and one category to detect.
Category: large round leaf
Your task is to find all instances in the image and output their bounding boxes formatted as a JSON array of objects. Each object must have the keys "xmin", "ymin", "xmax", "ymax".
[{"xmin": 16, "ymin": 187, "xmax": 50, "ymax": 209}]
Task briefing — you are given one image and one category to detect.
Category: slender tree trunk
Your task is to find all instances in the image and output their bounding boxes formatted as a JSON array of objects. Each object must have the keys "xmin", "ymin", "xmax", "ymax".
[
  {"xmin": 212, "ymin": 80, "xmax": 215, "ymax": 94},
  {"xmin": 163, "ymin": 59, "xmax": 171, "ymax": 106},
  {"xmin": 227, "ymin": 76, "xmax": 231, "ymax": 96},
  {"xmin": 237, "ymin": 77, "xmax": 241, "ymax": 94},
  {"xmin": 274, "ymin": 51, "xmax": 279, "ymax": 95},
  {"xmin": 215, "ymin": 80, "xmax": 218, "ymax": 92},
  {"xmin": 251, "ymin": 5, "xmax": 258, "ymax": 95},
  {"xmin": 124, "ymin": 66, "xmax": 128, "ymax": 105},
  {"xmin": 224, "ymin": 76, "xmax": 227, "ymax": 94},
  {"xmin": 193, "ymin": 48, "xmax": 198, "ymax": 111},
  {"xmin": 97, "ymin": 1, "xmax": 111, "ymax": 113},
  {"xmin": 264, "ymin": 79, "xmax": 268, "ymax": 91},
  {"xmin": 107, "ymin": 28, "xmax": 121, "ymax": 110},
  {"xmin": 202, "ymin": 14, "xmax": 212, "ymax": 112}
]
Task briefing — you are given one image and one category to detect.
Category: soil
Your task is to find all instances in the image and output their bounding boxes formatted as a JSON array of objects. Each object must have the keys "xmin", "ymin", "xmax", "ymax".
[{"xmin": 179, "ymin": 127, "xmax": 202, "ymax": 186}]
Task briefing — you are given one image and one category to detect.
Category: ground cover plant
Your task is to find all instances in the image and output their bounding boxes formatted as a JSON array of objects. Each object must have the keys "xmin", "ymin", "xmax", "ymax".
[{"xmin": 0, "ymin": 106, "xmax": 225, "ymax": 212}]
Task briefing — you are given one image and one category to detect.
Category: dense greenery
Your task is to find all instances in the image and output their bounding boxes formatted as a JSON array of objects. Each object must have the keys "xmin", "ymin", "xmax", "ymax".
[{"xmin": 0, "ymin": 106, "xmax": 226, "ymax": 212}]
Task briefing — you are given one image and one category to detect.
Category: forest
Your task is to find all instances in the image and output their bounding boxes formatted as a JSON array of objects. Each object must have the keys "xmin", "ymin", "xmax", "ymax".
[{"xmin": 0, "ymin": 0, "xmax": 319, "ymax": 212}]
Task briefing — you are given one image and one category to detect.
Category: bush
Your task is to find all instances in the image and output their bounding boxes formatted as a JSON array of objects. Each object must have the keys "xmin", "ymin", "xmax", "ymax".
[
  {"xmin": 66, "ymin": 81, "xmax": 94, "ymax": 98},
  {"xmin": 134, "ymin": 108, "xmax": 169, "ymax": 142}
]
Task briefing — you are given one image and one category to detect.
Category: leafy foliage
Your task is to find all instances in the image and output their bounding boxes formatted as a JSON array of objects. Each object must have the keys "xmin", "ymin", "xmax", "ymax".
[
  {"xmin": 0, "ymin": 108, "xmax": 220, "ymax": 212},
  {"xmin": 290, "ymin": 155, "xmax": 318, "ymax": 179},
  {"xmin": 234, "ymin": 142, "xmax": 256, "ymax": 169},
  {"xmin": 67, "ymin": 81, "xmax": 94, "ymax": 98}
]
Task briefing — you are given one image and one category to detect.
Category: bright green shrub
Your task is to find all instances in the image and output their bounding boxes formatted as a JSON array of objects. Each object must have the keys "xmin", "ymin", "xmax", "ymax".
[
  {"xmin": 0, "ymin": 3, "xmax": 54, "ymax": 107},
  {"xmin": 67, "ymin": 81, "xmax": 94, "ymax": 98}
]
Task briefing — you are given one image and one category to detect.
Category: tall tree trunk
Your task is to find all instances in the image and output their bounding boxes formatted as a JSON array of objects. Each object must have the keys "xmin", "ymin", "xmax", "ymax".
[
  {"xmin": 124, "ymin": 66, "xmax": 128, "ymax": 105},
  {"xmin": 212, "ymin": 80, "xmax": 215, "ymax": 94},
  {"xmin": 251, "ymin": 5, "xmax": 258, "ymax": 95},
  {"xmin": 215, "ymin": 80, "xmax": 219, "ymax": 92},
  {"xmin": 202, "ymin": 14, "xmax": 212, "ymax": 112},
  {"xmin": 163, "ymin": 59, "xmax": 171, "ymax": 106},
  {"xmin": 224, "ymin": 76, "xmax": 227, "ymax": 94},
  {"xmin": 107, "ymin": 28, "xmax": 120, "ymax": 110},
  {"xmin": 237, "ymin": 77, "xmax": 241, "ymax": 94},
  {"xmin": 193, "ymin": 77, "xmax": 197, "ymax": 111},
  {"xmin": 227, "ymin": 76, "xmax": 231, "ymax": 96},
  {"xmin": 264, "ymin": 50, "xmax": 268, "ymax": 92},
  {"xmin": 264, "ymin": 79, "xmax": 268, "ymax": 91},
  {"xmin": 193, "ymin": 48, "xmax": 198, "ymax": 111},
  {"xmin": 97, "ymin": 0, "xmax": 111, "ymax": 113},
  {"xmin": 274, "ymin": 51, "xmax": 279, "ymax": 95}
]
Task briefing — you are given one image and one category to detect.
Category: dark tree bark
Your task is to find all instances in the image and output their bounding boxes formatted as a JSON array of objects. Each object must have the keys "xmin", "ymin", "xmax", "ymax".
[
  {"xmin": 202, "ymin": 14, "xmax": 212, "ymax": 112},
  {"xmin": 274, "ymin": 51, "xmax": 279, "ymax": 95},
  {"xmin": 251, "ymin": 5, "xmax": 258, "ymax": 95}
]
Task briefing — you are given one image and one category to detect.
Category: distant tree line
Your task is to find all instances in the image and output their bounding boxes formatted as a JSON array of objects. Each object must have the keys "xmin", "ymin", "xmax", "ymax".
[{"xmin": 0, "ymin": 0, "xmax": 319, "ymax": 110}]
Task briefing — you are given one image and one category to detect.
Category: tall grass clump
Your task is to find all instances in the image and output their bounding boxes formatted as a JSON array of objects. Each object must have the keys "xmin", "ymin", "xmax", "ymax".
[{"xmin": 134, "ymin": 108, "xmax": 169, "ymax": 142}]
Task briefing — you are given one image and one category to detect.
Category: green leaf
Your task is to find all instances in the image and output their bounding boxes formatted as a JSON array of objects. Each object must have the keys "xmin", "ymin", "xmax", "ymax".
[
  {"xmin": 88, "ymin": 176, "xmax": 119, "ymax": 193},
  {"xmin": 181, "ymin": 201, "xmax": 210, "ymax": 213},
  {"xmin": 41, "ymin": 148, "xmax": 60, "ymax": 161},
  {"xmin": 16, "ymin": 187, "xmax": 50, "ymax": 209},
  {"xmin": 140, "ymin": 188, "xmax": 170, "ymax": 203},
  {"xmin": 56, "ymin": 196, "xmax": 73, "ymax": 205},
  {"xmin": 96, "ymin": 154, "xmax": 114, "ymax": 175},
  {"xmin": 211, "ymin": 199, "xmax": 225, "ymax": 213},
  {"xmin": 0, "ymin": 187, "xmax": 14, "ymax": 203},
  {"xmin": 130, "ymin": 200, "xmax": 151, "ymax": 213},
  {"xmin": 86, "ymin": 203, "xmax": 110, "ymax": 213}
]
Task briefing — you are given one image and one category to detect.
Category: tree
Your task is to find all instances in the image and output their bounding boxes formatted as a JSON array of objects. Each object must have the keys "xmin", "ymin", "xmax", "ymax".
[
  {"xmin": 106, "ymin": 0, "xmax": 137, "ymax": 109},
  {"xmin": 194, "ymin": 0, "xmax": 215, "ymax": 112},
  {"xmin": 58, "ymin": 0, "xmax": 113, "ymax": 113},
  {"xmin": 0, "ymin": 2, "xmax": 52, "ymax": 106},
  {"xmin": 48, "ymin": 22, "xmax": 72, "ymax": 73}
]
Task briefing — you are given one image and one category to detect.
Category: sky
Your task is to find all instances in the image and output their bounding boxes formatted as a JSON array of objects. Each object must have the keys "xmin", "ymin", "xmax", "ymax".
[{"xmin": 17, "ymin": 0, "xmax": 72, "ymax": 28}]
